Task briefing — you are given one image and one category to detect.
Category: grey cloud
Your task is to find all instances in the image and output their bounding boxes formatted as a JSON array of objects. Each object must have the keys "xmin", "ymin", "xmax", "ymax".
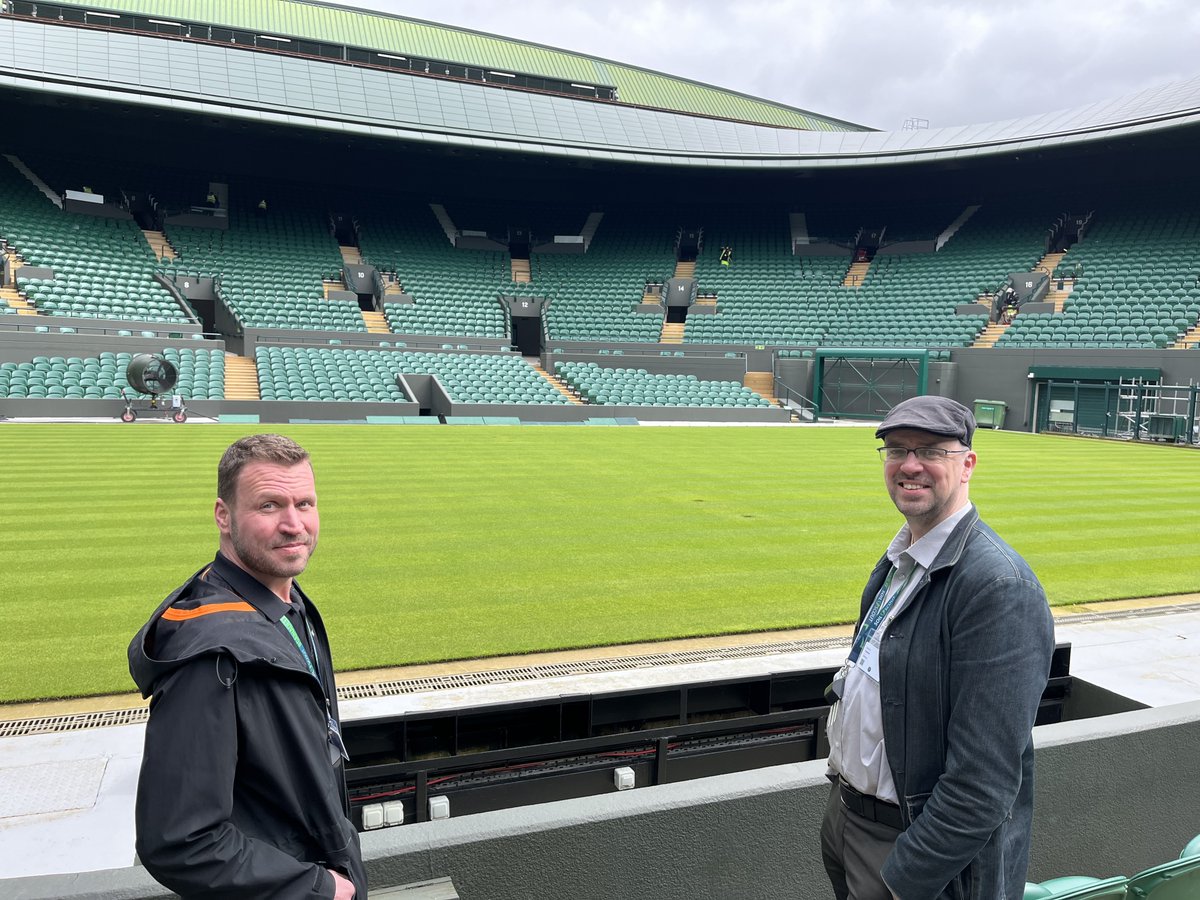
[{"xmin": 350, "ymin": 0, "xmax": 1199, "ymax": 132}]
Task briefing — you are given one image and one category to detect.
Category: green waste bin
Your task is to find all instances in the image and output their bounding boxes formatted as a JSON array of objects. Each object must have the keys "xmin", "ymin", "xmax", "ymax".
[
  {"xmin": 1146, "ymin": 413, "xmax": 1186, "ymax": 442},
  {"xmin": 973, "ymin": 399, "xmax": 1008, "ymax": 430}
]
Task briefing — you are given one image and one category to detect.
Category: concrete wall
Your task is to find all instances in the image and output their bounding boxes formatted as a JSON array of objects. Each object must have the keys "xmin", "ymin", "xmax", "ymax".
[
  {"xmin": 243, "ymin": 331, "xmax": 513, "ymax": 357},
  {"xmin": 547, "ymin": 351, "xmax": 748, "ymax": 382},
  {"xmin": 0, "ymin": 398, "xmax": 786, "ymax": 424},
  {"xmin": 7, "ymin": 696, "xmax": 1199, "ymax": 900},
  {"xmin": 0, "ymin": 322, "xmax": 206, "ymax": 364},
  {"xmin": 0, "ymin": 331, "xmax": 220, "ymax": 365},
  {"xmin": 952, "ymin": 348, "xmax": 1200, "ymax": 432}
]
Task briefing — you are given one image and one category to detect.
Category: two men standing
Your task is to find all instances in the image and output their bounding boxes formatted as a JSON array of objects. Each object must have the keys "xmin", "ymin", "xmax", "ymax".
[
  {"xmin": 822, "ymin": 396, "xmax": 1055, "ymax": 900},
  {"xmin": 130, "ymin": 434, "xmax": 364, "ymax": 899},
  {"xmin": 127, "ymin": 400, "xmax": 1051, "ymax": 900}
]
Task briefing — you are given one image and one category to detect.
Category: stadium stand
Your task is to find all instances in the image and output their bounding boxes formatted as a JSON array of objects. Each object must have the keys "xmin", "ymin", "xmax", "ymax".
[
  {"xmin": 256, "ymin": 346, "xmax": 570, "ymax": 404},
  {"xmin": 160, "ymin": 197, "xmax": 359, "ymax": 332},
  {"xmin": 555, "ymin": 361, "xmax": 771, "ymax": 407},
  {"xmin": 257, "ymin": 346, "xmax": 408, "ymax": 402},
  {"xmin": 687, "ymin": 221, "xmax": 846, "ymax": 346},
  {"xmin": 0, "ymin": 158, "xmax": 189, "ymax": 324},
  {"xmin": 357, "ymin": 205, "xmax": 510, "ymax": 338},
  {"xmin": 537, "ymin": 214, "xmax": 674, "ymax": 343},
  {"xmin": 405, "ymin": 351, "xmax": 572, "ymax": 404},
  {"xmin": 680, "ymin": 204, "xmax": 1053, "ymax": 348},
  {"xmin": 0, "ymin": 347, "xmax": 224, "ymax": 399},
  {"xmin": 0, "ymin": 0, "xmax": 1197, "ymax": 440},
  {"xmin": 998, "ymin": 198, "xmax": 1200, "ymax": 349}
]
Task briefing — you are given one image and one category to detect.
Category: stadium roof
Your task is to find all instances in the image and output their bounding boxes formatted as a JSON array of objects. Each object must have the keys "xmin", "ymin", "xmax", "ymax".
[
  {"xmin": 50, "ymin": 0, "xmax": 871, "ymax": 131},
  {"xmin": 2, "ymin": 14, "xmax": 1198, "ymax": 171}
]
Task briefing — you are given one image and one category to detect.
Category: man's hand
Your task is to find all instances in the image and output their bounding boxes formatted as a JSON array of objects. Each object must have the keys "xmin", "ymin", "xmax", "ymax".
[{"xmin": 327, "ymin": 868, "xmax": 355, "ymax": 900}]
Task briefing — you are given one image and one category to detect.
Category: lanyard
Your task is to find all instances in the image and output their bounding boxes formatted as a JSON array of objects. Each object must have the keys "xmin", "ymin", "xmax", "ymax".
[
  {"xmin": 281, "ymin": 607, "xmax": 348, "ymax": 763},
  {"xmin": 280, "ymin": 614, "xmax": 319, "ymax": 679},
  {"xmin": 848, "ymin": 563, "xmax": 914, "ymax": 664}
]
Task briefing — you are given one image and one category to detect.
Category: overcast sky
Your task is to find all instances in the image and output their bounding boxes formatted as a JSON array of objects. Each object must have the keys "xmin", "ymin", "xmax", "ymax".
[{"xmin": 346, "ymin": 0, "xmax": 1199, "ymax": 131}]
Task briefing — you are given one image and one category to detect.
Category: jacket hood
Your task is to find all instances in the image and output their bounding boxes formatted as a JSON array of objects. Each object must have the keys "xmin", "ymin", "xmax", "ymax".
[{"xmin": 128, "ymin": 561, "xmax": 308, "ymax": 699}]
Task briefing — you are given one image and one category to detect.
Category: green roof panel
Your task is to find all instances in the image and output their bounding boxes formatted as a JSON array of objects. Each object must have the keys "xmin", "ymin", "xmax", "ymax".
[{"xmin": 80, "ymin": 0, "xmax": 869, "ymax": 131}]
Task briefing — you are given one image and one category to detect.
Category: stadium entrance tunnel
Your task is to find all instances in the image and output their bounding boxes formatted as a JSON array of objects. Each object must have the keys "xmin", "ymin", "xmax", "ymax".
[{"xmin": 502, "ymin": 296, "xmax": 547, "ymax": 356}]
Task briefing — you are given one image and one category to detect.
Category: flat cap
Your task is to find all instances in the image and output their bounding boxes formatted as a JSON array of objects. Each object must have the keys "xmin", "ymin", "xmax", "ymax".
[{"xmin": 875, "ymin": 396, "xmax": 976, "ymax": 447}]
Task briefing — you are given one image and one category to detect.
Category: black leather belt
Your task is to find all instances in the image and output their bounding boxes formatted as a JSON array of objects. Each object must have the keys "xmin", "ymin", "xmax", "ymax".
[{"xmin": 838, "ymin": 777, "xmax": 904, "ymax": 830}]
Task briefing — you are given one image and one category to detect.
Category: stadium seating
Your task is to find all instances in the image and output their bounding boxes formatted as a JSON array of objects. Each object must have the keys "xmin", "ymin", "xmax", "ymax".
[
  {"xmin": 256, "ymin": 347, "xmax": 569, "ymax": 404},
  {"xmin": 400, "ymin": 351, "xmax": 570, "ymax": 404},
  {"xmin": 0, "ymin": 160, "xmax": 189, "ymax": 324},
  {"xmin": 162, "ymin": 198, "xmax": 359, "ymax": 332},
  {"xmin": 680, "ymin": 204, "xmax": 1053, "ymax": 348},
  {"xmin": 537, "ymin": 214, "xmax": 673, "ymax": 343},
  {"xmin": 687, "ymin": 214, "xmax": 842, "ymax": 346},
  {"xmin": 1122, "ymin": 833, "xmax": 1200, "ymax": 899},
  {"xmin": 1021, "ymin": 876, "xmax": 1128, "ymax": 899},
  {"xmin": 998, "ymin": 199, "xmax": 1200, "ymax": 349},
  {"xmin": 358, "ymin": 205, "xmax": 509, "ymax": 338},
  {"xmin": 256, "ymin": 346, "xmax": 409, "ymax": 402},
  {"xmin": 555, "ymin": 361, "xmax": 770, "ymax": 407},
  {"xmin": 0, "ymin": 347, "xmax": 224, "ymax": 399},
  {"xmin": 1022, "ymin": 833, "xmax": 1200, "ymax": 900}
]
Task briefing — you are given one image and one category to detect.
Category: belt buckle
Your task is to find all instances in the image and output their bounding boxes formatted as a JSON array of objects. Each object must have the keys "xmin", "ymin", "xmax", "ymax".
[{"xmin": 837, "ymin": 777, "xmax": 864, "ymax": 816}]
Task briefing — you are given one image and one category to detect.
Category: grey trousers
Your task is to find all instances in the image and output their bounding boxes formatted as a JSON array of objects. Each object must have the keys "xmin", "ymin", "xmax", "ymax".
[{"xmin": 820, "ymin": 781, "xmax": 902, "ymax": 900}]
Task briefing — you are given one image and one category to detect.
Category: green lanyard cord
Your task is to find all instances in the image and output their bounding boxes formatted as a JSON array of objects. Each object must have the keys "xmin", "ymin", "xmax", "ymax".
[{"xmin": 280, "ymin": 614, "xmax": 318, "ymax": 679}]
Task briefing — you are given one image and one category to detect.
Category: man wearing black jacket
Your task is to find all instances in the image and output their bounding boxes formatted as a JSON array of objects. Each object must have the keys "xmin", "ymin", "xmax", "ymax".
[{"xmin": 130, "ymin": 434, "xmax": 365, "ymax": 899}]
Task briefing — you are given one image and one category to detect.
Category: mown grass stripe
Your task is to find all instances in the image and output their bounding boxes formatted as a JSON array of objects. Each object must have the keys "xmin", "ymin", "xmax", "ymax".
[{"xmin": 1, "ymin": 425, "xmax": 1197, "ymax": 702}]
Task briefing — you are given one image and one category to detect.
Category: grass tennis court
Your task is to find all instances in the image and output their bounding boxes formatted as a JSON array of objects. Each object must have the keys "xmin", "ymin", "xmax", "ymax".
[{"xmin": 1, "ymin": 423, "xmax": 1197, "ymax": 704}]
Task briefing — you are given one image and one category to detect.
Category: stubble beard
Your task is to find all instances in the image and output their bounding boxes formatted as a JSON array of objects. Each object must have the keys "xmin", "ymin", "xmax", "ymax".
[{"xmin": 228, "ymin": 519, "xmax": 314, "ymax": 581}]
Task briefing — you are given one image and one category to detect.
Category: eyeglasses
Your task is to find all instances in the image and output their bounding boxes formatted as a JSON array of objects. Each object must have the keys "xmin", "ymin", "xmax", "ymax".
[{"xmin": 877, "ymin": 446, "xmax": 971, "ymax": 462}]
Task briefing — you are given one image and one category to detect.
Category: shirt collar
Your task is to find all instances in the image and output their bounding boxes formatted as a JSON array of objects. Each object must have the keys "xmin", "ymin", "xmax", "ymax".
[
  {"xmin": 886, "ymin": 502, "xmax": 974, "ymax": 570},
  {"xmin": 209, "ymin": 552, "xmax": 299, "ymax": 623}
]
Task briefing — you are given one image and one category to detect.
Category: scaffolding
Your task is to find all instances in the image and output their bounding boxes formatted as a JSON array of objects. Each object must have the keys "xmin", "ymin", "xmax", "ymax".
[{"xmin": 1040, "ymin": 378, "xmax": 1199, "ymax": 444}]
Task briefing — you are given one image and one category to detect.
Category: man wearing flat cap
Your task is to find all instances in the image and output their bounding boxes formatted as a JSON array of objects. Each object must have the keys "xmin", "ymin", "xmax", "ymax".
[{"xmin": 820, "ymin": 396, "xmax": 1054, "ymax": 900}]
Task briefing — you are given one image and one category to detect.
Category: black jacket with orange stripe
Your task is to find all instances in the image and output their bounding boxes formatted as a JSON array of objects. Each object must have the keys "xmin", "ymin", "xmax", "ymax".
[{"xmin": 128, "ymin": 552, "xmax": 366, "ymax": 900}]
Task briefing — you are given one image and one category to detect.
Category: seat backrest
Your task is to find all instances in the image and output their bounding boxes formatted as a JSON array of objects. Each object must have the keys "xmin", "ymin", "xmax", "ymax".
[
  {"xmin": 1037, "ymin": 876, "xmax": 1128, "ymax": 899},
  {"xmin": 1125, "ymin": 855, "xmax": 1200, "ymax": 899}
]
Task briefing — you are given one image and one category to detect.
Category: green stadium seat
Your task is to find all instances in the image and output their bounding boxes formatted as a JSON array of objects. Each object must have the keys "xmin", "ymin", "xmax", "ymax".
[
  {"xmin": 1027, "ymin": 876, "xmax": 1128, "ymax": 899},
  {"xmin": 1122, "ymin": 840, "xmax": 1200, "ymax": 899}
]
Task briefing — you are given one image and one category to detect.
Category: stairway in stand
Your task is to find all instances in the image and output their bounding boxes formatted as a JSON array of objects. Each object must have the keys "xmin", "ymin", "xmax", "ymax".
[
  {"xmin": 1170, "ymin": 321, "xmax": 1200, "ymax": 349},
  {"xmin": 843, "ymin": 260, "xmax": 870, "ymax": 287},
  {"xmin": 972, "ymin": 322, "xmax": 1011, "ymax": 348},
  {"xmin": 2, "ymin": 250, "xmax": 37, "ymax": 315},
  {"xmin": 528, "ymin": 359, "xmax": 584, "ymax": 404},
  {"xmin": 224, "ymin": 355, "xmax": 261, "ymax": 401},
  {"xmin": 361, "ymin": 310, "xmax": 391, "ymax": 333},
  {"xmin": 743, "ymin": 371, "xmax": 782, "ymax": 407},
  {"xmin": 0, "ymin": 282, "xmax": 37, "ymax": 315},
  {"xmin": 674, "ymin": 260, "xmax": 695, "ymax": 278},
  {"xmin": 1035, "ymin": 251, "xmax": 1070, "ymax": 312},
  {"xmin": 339, "ymin": 246, "xmax": 362, "ymax": 266},
  {"xmin": 142, "ymin": 230, "xmax": 175, "ymax": 261},
  {"xmin": 660, "ymin": 321, "xmax": 685, "ymax": 343},
  {"xmin": 1034, "ymin": 250, "xmax": 1066, "ymax": 279},
  {"xmin": 511, "ymin": 259, "xmax": 531, "ymax": 283}
]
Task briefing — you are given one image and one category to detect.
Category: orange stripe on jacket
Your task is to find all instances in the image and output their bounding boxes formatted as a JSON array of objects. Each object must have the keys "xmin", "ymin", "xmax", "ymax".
[{"xmin": 162, "ymin": 601, "xmax": 256, "ymax": 621}]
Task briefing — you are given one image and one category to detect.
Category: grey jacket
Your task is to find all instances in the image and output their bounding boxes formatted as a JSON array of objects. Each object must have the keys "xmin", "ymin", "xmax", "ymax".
[{"xmin": 864, "ymin": 507, "xmax": 1055, "ymax": 900}]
